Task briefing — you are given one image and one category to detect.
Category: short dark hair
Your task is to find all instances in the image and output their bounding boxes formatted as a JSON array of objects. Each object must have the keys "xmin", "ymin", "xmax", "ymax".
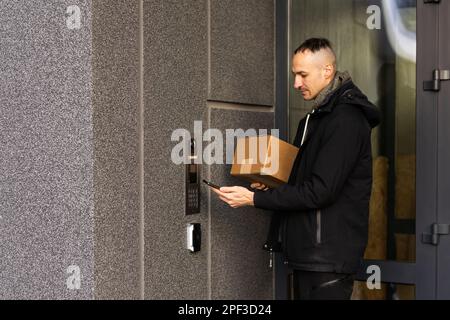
[{"xmin": 294, "ymin": 38, "xmax": 334, "ymax": 55}]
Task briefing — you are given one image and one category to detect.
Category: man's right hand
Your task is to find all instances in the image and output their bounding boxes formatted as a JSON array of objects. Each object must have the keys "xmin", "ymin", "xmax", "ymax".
[{"xmin": 250, "ymin": 183, "xmax": 269, "ymax": 191}]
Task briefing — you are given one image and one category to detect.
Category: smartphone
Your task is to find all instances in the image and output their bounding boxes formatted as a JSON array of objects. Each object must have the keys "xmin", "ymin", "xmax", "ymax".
[{"xmin": 202, "ymin": 179, "xmax": 221, "ymax": 190}]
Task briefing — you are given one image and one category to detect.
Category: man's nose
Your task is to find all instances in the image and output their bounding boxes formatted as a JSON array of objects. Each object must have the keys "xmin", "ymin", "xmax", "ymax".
[{"xmin": 294, "ymin": 78, "xmax": 303, "ymax": 90}]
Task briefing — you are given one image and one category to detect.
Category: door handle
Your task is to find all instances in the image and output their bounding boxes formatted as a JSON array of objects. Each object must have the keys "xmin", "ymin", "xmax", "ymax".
[
  {"xmin": 423, "ymin": 69, "xmax": 450, "ymax": 92},
  {"xmin": 422, "ymin": 223, "xmax": 450, "ymax": 245}
]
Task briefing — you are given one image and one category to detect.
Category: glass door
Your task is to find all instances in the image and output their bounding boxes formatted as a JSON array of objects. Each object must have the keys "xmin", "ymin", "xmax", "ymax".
[{"xmin": 275, "ymin": 0, "xmax": 445, "ymax": 299}]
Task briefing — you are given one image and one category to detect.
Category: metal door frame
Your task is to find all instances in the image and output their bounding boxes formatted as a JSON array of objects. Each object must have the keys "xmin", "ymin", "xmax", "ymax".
[{"xmin": 436, "ymin": 0, "xmax": 450, "ymax": 300}]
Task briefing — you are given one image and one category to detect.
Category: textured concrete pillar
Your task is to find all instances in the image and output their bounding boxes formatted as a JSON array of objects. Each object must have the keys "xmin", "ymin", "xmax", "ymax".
[
  {"xmin": 143, "ymin": 0, "xmax": 209, "ymax": 299},
  {"xmin": 0, "ymin": 0, "xmax": 141, "ymax": 299},
  {"xmin": 91, "ymin": 0, "xmax": 141, "ymax": 300},
  {"xmin": 0, "ymin": 0, "xmax": 95, "ymax": 299},
  {"xmin": 207, "ymin": 0, "xmax": 275, "ymax": 299}
]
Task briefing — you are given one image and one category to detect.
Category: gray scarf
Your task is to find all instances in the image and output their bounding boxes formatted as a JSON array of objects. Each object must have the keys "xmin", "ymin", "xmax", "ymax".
[{"xmin": 312, "ymin": 71, "xmax": 352, "ymax": 108}]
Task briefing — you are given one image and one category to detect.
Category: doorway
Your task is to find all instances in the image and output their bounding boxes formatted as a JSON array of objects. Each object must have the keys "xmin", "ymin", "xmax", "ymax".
[{"xmin": 275, "ymin": 0, "xmax": 450, "ymax": 299}]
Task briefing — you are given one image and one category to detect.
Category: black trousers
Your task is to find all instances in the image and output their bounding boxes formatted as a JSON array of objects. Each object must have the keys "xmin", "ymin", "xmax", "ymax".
[{"xmin": 293, "ymin": 270, "xmax": 355, "ymax": 300}]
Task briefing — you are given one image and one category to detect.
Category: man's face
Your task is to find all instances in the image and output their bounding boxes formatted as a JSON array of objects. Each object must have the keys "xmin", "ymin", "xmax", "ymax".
[{"xmin": 292, "ymin": 50, "xmax": 334, "ymax": 101}]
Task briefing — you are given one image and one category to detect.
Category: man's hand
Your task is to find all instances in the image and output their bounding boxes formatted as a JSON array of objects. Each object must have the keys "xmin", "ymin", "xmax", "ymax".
[{"xmin": 211, "ymin": 186, "xmax": 255, "ymax": 208}]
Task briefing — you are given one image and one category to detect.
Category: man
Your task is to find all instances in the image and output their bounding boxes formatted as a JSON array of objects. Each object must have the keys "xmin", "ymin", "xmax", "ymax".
[{"xmin": 212, "ymin": 38, "xmax": 380, "ymax": 300}]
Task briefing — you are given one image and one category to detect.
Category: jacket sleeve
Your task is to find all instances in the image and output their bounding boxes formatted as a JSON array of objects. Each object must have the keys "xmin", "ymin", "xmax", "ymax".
[{"xmin": 253, "ymin": 109, "xmax": 368, "ymax": 212}]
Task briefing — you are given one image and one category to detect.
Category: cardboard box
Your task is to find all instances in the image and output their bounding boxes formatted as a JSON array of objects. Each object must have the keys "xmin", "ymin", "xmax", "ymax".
[{"xmin": 230, "ymin": 135, "xmax": 299, "ymax": 188}]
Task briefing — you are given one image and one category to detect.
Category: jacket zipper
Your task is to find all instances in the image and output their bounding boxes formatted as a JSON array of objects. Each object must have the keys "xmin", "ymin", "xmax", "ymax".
[
  {"xmin": 300, "ymin": 112, "xmax": 312, "ymax": 146},
  {"xmin": 282, "ymin": 111, "xmax": 315, "ymax": 265},
  {"xmin": 316, "ymin": 210, "xmax": 322, "ymax": 244},
  {"xmin": 283, "ymin": 217, "xmax": 288, "ymax": 264}
]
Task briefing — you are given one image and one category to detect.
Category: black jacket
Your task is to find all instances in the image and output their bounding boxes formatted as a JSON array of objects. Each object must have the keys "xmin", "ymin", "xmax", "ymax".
[{"xmin": 253, "ymin": 80, "xmax": 381, "ymax": 274}]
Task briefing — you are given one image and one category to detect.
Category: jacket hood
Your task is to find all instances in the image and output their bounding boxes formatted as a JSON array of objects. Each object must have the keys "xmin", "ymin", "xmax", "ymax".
[
  {"xmin": 316, "ymin": 79, "xmax": 381, "ymax": 129},
  {"xmin": 339, "ymin": 84, "xmax": 381, "ymax": 128}
]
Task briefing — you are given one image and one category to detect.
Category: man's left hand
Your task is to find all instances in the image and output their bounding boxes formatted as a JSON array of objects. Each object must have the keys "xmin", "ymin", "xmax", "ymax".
[{"xmin": 211, "ymin": 186, "xmax": 255, "ymax": 208}]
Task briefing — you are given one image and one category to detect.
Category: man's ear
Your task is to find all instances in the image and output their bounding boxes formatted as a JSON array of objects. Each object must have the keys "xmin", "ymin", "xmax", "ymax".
[{"xmin": 324, "ymin": 64, "xmax": 334, "ymax": 80}]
